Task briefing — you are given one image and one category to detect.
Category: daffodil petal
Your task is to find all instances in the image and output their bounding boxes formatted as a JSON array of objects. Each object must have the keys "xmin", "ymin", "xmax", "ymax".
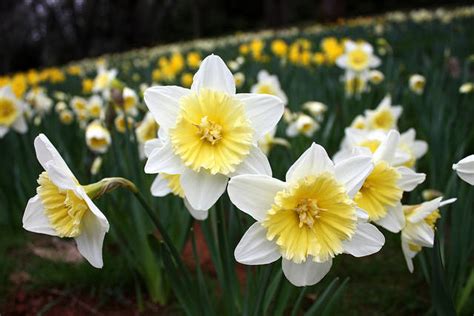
[
  {"xmin": 401, "ymin": 237, "xmax": 416, "ymax": 273},
  {"xmin": 228, "ymin": 174, "xmax": 286, "ymax": 221},
  {"xmin": 75, "ymin": 211, "xmax": 107, "ymax": 268},
  {"xmin": 373, "ymin": 130, "xmax": 400, "ymax": 164},
  {"xmin": 22, "ymin": 195, "xmax": 57, "ymax": 236},
  {"xmin": 403, "ymin": 221, "xmax": 434, "ymax": 247},
  {"xmin": 231, "ymin": 146, "xmax": 272, "ymax": 177},
  {"xmin": 44, "ymin": 162, "xmax": 77, "ymax": 191},
  {"xmin": 180, "ymin": 169, "xmax": 227, "ymax": 211},
  {"xmin": 282, "ymin": 257, "xmax": 332, "ymax": 287},
  {"xmin": 191, "ymin": 54, "xmax": 236, "ymax": 95},
  {"xmin": 144, "ymin": 85, "xmax": 191, "ymax": 130},
  {"xmin": 150, "ymin": 174, "xmax": 172, "ymax": 197},
  {"xmin": 12, "ymin": 115, "xmax": 27, "ymax": 133},
  {"xmin": 453, "ymin": 155, "xmax": 474, "ymax": 185},
  {"xmin": 34, "ymin": 133, "xmax": 74, "ymax": 178},
  {"xmin": 343, "ymin": 222, "xmax": 385, "ymax": 257},
  {"xmin": 397, "ymin": 167, "xmax": 426, "ymax": 191},
  {"xmin": 144, "ymin": 139, "xmax": 163, "ymax": 158},
  {"xmin": 286, "ymin": 143, "xmax": 334, "ymax": 182},
  {"xmin": 375, "ymin": 202, "xmax": 405, "ymax": 233},
  {"xmin": 78, "ymin": 189, "xmax": 109, "ymax": 231},
  {"xmin": 234, "ymin": 222, "xmax": 281, "ymax": 265},
  {"xmin": 334, "ymin": 154, "xmax": 373, "ymax": 198},
  {"xmin": 184, "ymin": 199, "xmax": 209, "ymax": 220},
  {"xmin": 144, "ymin": 141, "xmax": 184, "ymax": 174},
  {"xmin": 235, "ymin": 93, "xmax": 284, "ymax": 140}
]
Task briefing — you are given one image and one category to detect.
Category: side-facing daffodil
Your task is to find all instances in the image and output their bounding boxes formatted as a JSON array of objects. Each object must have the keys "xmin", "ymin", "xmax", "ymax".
[
  {"xmin": 22, "ymin": 134, "xmax": 110, "ymax": 268},
  {"xmin": 228, "ymin": 143, "xmax": 384, "ymax": 286},
  {"xmin": 351, "ymin": 130, "xmax": 426, "ymax": 233},
  {"xmin": 364, "ymin": 95, "xmax": 402, "ymax": 131},
  {"xmin": 401, "ymin": 197, "xmax": 456, "ymax": 272},
  {"xmin": 143, "ymin": 54, "xmax": 284, "ymax": 214}
]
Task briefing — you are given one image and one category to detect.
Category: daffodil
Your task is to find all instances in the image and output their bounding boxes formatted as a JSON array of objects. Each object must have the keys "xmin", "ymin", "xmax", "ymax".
[
  {"xmin": 286, "ymin": 113, "xmax": 319, "ymax": 138},
  {"xmin": 343, "ymin": 71, "xmax": 369, "ymax": 97},
  {"xmin": 0, "ymin": 85, "xmax": 28, "ymax": 138},
  {"xmin": 336, "ymin": 40, "xmax": 381, "ymax": 74},
  {"xmin": 22, "ymin": 134, "xmax": 110, "ymax": 268},
  {"xmin": 365, "ymin": 95, "xmax": 402, "ymax": 131},
  {"xmin": 119, "ymin": 87, "xmax": 139, "ymax": 116},
  {"xmin": 335, "ymin": 127, "xmax": 427, "ymax": 168},
  {"xmin": 144, "ymin": 139, "xmax": 208, "ymax": 220},
  {"xmin": 87, "ymin": 95, "xmax": 104, "ymax": 119},
  {"xmin": 453, "ymin": 155, "xmax": 474, "ymax": 185},
  {"xmin": 302, "ymin": 101, "xmax": 327, "ymax": 120},
  {"xmin": 368, "ymin": 70, "xmax": 385, "ymax": 85},
  {"xmin": 401, "ymin": 197, "xmax": 456, "ymax": 272},
  {"xmin": 258, "ymin": 127, "xmax": 290, "ymax": 156},
  {"xmin": 85, "ymin": 121, "xmax": 111, "ymax": 154},
  {"xmin": 144, "ymin": 54, "xmax": 284, "ymax": 212},
  {"xmin": 352, "ymin": 130, "xmax": 426, "ymax": 232},
  {"xmin": 409, "ymin": 74, "xmax": 426, "ymax": 95},
  {"xmin": 251, "ymin": 70, "xmax": 288, "ymax": 105},
  {"xmin": 92, "ymin": 65, "xmax": 118, "ymax": 93},
  {"xmin": 228, "ymin": 143, "xmax": 384, "ymax": 286},
  {"xmin": 459, "ymin": 82, "xmax": 474, "ymax": 94},
  {"xmin": 25, "ymin": 87, "xmax": 53, "ymax": 116},
  {"xmin": 234, "ymin": 72, "xmax": 245, "ymax": 89}
]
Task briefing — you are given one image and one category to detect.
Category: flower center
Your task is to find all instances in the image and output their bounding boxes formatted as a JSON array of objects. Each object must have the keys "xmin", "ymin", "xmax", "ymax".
[
  {"xmin": 355, "ymin": 161, "xmax": 402, "ymax": 221},
  {"xmin": 295, "ymin": 198, "xmax": 325, "ymax": 228},
  {"xmin": 257, "ymin": 84, "xmax": 275, "ymax": 95},
  {"xmin": 0, "ymin": 98, "xmax": 19, "ymax": 126},
  {"xmin": 195, "ymin": 116, "xmax": 222, "ymax": 145},
  {"xmin": 263, "ymin": 173, "xmax": 357, "ymax": 263},
  {"xmin": 170, "ymin": 88, "xmax": 253, "ymax": 175},
  {"xmin": 371, "ymin": 109, "xmax": 394, "ymax": 130},
  {"xmin": 358, "ymin": 139, "xmax": 381, "ymax": 153},
  {"xmin": 348, "ymin": 49, "xmax": 369, "ymax": 71},
  {"xmin": 37, "ymin": 172, "xmax": 89, "ymax": 238}
]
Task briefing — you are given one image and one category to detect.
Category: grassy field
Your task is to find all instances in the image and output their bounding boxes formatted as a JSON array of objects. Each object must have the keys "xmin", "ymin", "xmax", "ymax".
[{"xmin": 1, "ymin": 6, "xmax": 474, "ymax": 315}]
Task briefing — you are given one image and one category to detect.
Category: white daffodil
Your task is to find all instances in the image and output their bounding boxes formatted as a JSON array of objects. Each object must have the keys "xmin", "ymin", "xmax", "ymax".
[
  {"xmin": 144, "ymin": 54, "xmax": 284, "ymax": 213},
  {"xmin": 251, "ymin": 70, "xmax": 288, "ymax": 105},
  {"xmin": 92, "ymin": 66, "xmax": 118, "ymax": 93},
  {"xmin": 85, "ymin": 121, "xmax": 111, "ymax": 154},
  {"xmin": 234, "ymin": 72, "xmax": 245, "ymax": 89},
  {"xmin": 453, "ymin": 155, "xmax": 474, "ymax": 185},
  {"xmin": 368, "ymin": 70, "xmax": 385, "ymax": 85},
  {"xmin": 25, "ymin": 88, "xmax": 53, "ymax": 116},
  {"xmin": 364, "ymin": 95, "xmax": 402, "ymax": 131},
  {"xmin": 136, "ymin": 112, "xmax": 159, "ymax": 159},
  {"xmin": 0, "ymin": 85, "xmax": 28, "ymax": 138},
  {"xmin": 144, "ymin": 138, "xmax": 208, "ymax": 220},
  {"xmin": 343, "ymin": 71, "xmax": 369, "ymax": 97},
  {"xmin": 302, "ymin": 101, "xmax": 327, "ymax": 120},
  {"xmin": 87, "ymin": 95, "xmax": 104, "ymax": 119},
  {"xmin": 352, "ymin": 130, "xmax": 426, "ymax": 233},
  {"xmin": 401, "ymin": 197, "xmax": 456, "ymax": 272},
  {"xmin": 350, "ymin": 115, "xmax": 368, "ymax": 130},
  {"xmin": 398, "ymin": 128, "xmax": 428, "ymax": 168},
  {"xmin": 459, "ymin": 82, "xmax": 474, "ymax": 94},
  {"xmin": 286, "ymin": 113, "xmax": 319, "ymax": 138},
  {"xmin": 258, "ymin": 127, "xmax": 290, "ymax": 156},
  {"xmin": 71, "ymin": 96, "xmax": 89, "ymax": 117},
  {"xmin": 336, "ymin": 40, "xmax": 381, "ymax": 74},
  {"xmin": 120, "ymin": 87, "xmax": 139, "ymax": 116},
  {"xmin": 335, "ymin": 127, "xmax": 427, "ymax": 168},
  {"xmin": 22, "ymin": 134, "xmax": 109, "ymax": 268},
  {"xmin": 228, "ymin": 143, "xmax": 384, "ymax": 287},
  {"xmin": 409, "ymin": 74, "xmax": 426, "ymax": 95}
]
